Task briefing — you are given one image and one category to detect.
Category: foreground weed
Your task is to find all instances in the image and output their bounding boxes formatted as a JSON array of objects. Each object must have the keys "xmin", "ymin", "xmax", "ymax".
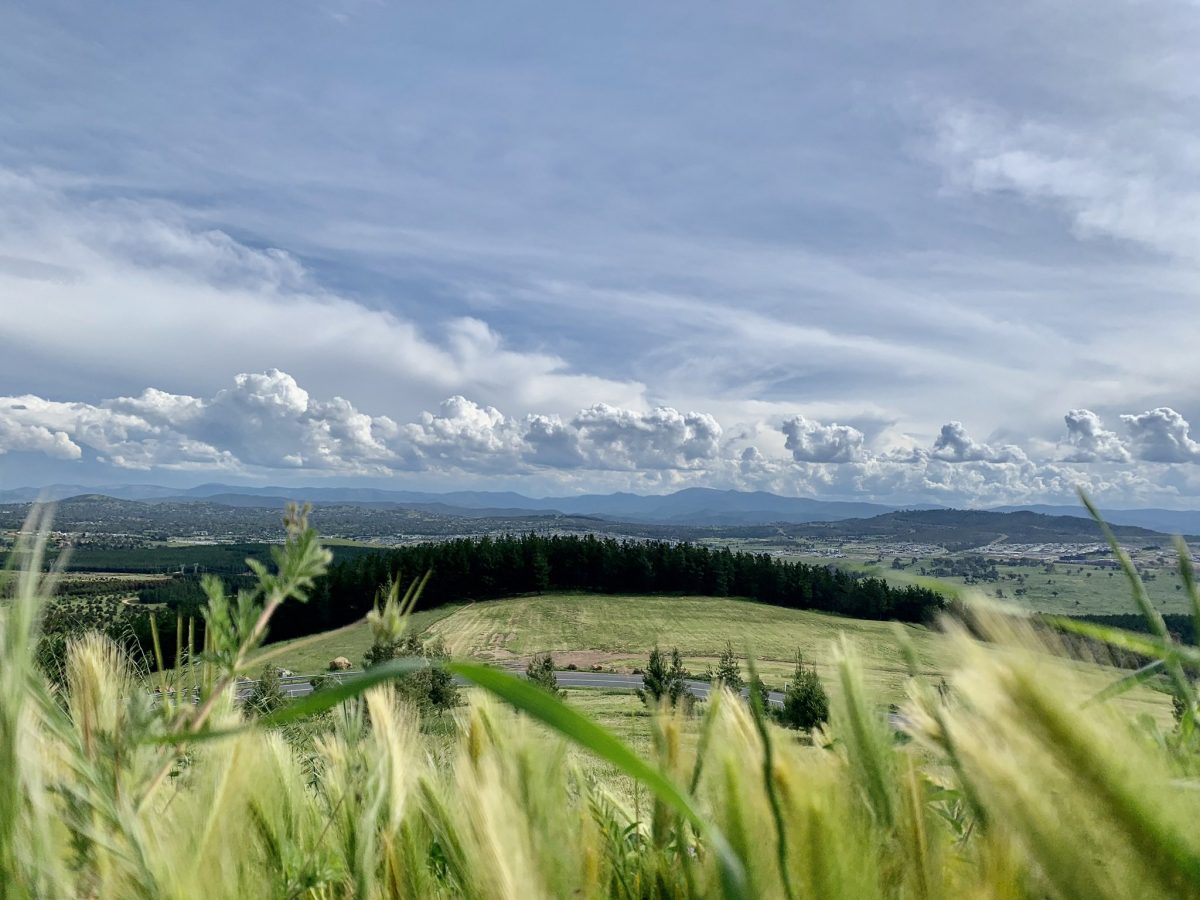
[{"xmin": 3, "ymin": 499, "xmax": 1200, "ymax": 898}]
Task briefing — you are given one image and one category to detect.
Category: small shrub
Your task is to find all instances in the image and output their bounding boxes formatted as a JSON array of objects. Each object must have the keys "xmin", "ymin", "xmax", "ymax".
[
  {"xmin": 526, "ymin": 652, "xmax": 564, "ymax": 697},
  {"xmin": 245, "ymin": 663, "xmax": 287, "ymax": 717},
  {"xmin": 779, "ymin": 651, "xmax": 829, "ymax": 732},
  {"xmin": 712, "ymin": 640, "xmax": 744, "ymax": 693}
]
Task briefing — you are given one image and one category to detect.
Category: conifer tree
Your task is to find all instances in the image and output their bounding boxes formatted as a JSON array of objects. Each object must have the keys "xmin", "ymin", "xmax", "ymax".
[
  {"xmin": 641, "ymin": 645, "xmax": 669, "ymax": 703},
  {"xmin": 526, "ymin": 652, "xmax": 563, "ymax": 697},
  {"xmin": 780, "ymin": 651, "xmax": 829, "ymax": 731},
  {"xmin": 667, "ymin": 647, "xmax": 689, "ymax": 707},
  {"xmin": 713, "ymin": 641, "xmax": 744, "ymax": 693}
]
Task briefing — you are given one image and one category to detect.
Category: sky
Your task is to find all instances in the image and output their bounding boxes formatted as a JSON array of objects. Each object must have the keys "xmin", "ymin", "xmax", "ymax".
[{"xmin": 2, "ymin": 1, "xmax": 1200, "ymax": 506}]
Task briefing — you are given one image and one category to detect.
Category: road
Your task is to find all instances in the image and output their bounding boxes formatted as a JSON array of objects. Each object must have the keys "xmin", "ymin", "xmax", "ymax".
[
  {"xmin": 235, "ymin": 669, "xmax": 787, "ymax": 707},
  {"xmin": 183, "ymin": 671, "xmax": 914, "ymax": 729}
]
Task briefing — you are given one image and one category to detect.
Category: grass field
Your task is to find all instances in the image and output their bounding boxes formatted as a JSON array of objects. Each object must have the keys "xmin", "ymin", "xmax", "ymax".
[
  {"xmin": 260, "ymin": 592, "xmax": 945, "ymax": 700},
  {"xmin": 249, "ymin": 605, "xmax": 465, "ymax": 673},
  {"xmin": 427, "ymin": 593, "xmax": 940, "ymax": 700},
  {"xmin": 260, "ymin": 590, "xmax": 1173, "ymax": 720},
  {"xmin": 811, "ymin": 555, "xmax": 1195, "ymax": 615}
]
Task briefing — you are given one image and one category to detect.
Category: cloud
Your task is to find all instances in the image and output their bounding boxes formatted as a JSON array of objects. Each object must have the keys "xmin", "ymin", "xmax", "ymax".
[
  {"xmin": 930, "ymin": 421, "xmax": 1026, "ymax": 464},
  {"xmin": 0, "ymin": 409, "xmax": 81, "ymax": 460},
  {"xmin": 1061, "ymin": 408, "xmax": 1131, "ymax": 462},
  {"xmin": 394, "ymin": 398, "xmax": 725, "ymax": 475},
  {"xmin": 398, "ymin": 397, "xmax": 526, "ymax": 473},
  {"xmin": 10, "ymin": 373, "xmax": 1200, "ymax": 508},
  {"xmin": 0, "ymin": 171, "xmax": 647, "ymax": 422},
  {"xmin": 569, "ymin": 405, "xmax": 722, "ymax": 471},
  {"xmin": 781, "ymin": 416, "xmax": 866, "ymax": 463},
  {"xmin": 929, "ymin": 107, "xmax": 1200, "ymax": 263},
  {"xmin": 1120, "ymin": 407, "xmax": 1200, "ymax": 463},
  {"xmin": 0, "ymin": 372, "xmax": 725, "ymax": 478}
]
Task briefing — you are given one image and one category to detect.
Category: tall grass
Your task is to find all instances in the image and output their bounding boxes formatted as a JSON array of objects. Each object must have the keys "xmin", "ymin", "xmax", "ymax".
[{"xmin": 3, "ymin": 499, "xmax": 1200, "ymax": 898}]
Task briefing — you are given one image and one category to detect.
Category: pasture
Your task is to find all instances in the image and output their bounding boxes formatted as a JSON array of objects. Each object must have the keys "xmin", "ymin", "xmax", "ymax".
[{"xmin": 260, "ymin": 592, "xmax": 1173, "ymax": 720}]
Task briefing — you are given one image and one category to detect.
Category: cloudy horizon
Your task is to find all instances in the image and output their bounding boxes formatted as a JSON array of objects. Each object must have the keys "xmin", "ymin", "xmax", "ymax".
[{"xmin": 4, "ymin": 2, "xmax": 1200, "ymax": 507}]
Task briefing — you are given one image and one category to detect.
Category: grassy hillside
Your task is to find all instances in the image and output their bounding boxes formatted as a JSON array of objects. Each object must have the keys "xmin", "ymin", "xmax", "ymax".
[
  {"xmin": 802, "ymin": 554, "xmax": 1197, "ymax": 615},
  {"xmin": 429, "ymin": 594, "xmax": 939, "ymax": 697},
  {"xmin": 248, "ymin": 604, "xmax": 463, "ymax": 673},
  {"xmin": 263, "ymin": 592, "xmax": 1171, "ymax": 719}
]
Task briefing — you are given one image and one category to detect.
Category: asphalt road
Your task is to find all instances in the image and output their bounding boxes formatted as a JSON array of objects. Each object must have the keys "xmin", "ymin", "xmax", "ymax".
[
  {"xmin": 183, "ymin": 671, "xmax": 917, "ymax": 729},
  {"xmin": 235, "ymin": 669, "xmax": 787, "ymax": 707}
]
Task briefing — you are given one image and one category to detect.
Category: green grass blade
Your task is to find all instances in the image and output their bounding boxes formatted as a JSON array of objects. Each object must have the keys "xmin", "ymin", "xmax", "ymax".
[
  {"xmin": 1082, "ymin": 659, "xmax": 1166, "ymax": 707},
  {"xmin": 1079, "ymin": 490, "xmax": 1166, "ymax": 637},
  {"xmin": 1044, "ymin": 615, "xmax": 1200, "ymax": 667},
  {"xmin": 1174, "ymin": 536, "xmax": 1200, "ymax": 647},
  {"xmin": 448, "ymin": 659, "xmax": 750, "ymax": 900},
  {"xmin": 1078, "ymin": 490, "xmax": 1197, "ymax": 723},
  {"xmin": 143, "ymin": 657, "xmax": 430, "ymax": 745},
  {"xmin": 746, "ymin": 653, "xmax": 796, "ymax": 900},
  {"xmin": 259, "ymin": 658, "xmax": 429, "ymax": 727}
]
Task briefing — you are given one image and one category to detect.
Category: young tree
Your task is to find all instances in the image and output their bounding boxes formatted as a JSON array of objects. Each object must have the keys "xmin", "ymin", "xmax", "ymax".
[
  {"xmin": 641, "ymin": 645, "xmax": 670, "ymax": 704},
  {"xmin": 526, "ymin": 652, "xmax": 563, "ymax": 697},
  {"xmin": 363, "ymin": 632, "xmax": 422, "ymax": 670},
  {"xmin": 246, "ymin": 664, "xmax": 287, "ymax": 717},
  {"xmin": 667, "ymin": 647, "xmax": 689, "ymax": 707},
  {"xmin": 713, "ymin": 641, "xmax": 744, "ymax": 693},
  {"xmin": 641, "ymin": 645, "xmax": 691, "ymax": 708},
  {"xmin": 749, "ymin": 673, "xmax": 770, "ymax": 712},
  {"xmin": 424, "ymin": 637, "xmax": 461, "ymax": 713},
  {"xmin": 780, "ymin": 651, "xmax": 829, "ymax": 732}
]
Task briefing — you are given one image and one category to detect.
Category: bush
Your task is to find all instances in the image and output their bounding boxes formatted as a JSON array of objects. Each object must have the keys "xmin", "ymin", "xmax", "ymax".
[
  {"xmin": 640, "ymin": 645, "xmax": 690, "ymax": 709},
  {"xmin": 712, "ymin": 640, "xmax": 744, "ymax": 693},
  {"xmin": 779, "ymin": 651, "xmax": 829, "ymax": 732},
  {"xmin": 245, "ymin": 664, "xmax": 287, "ymax": 717},
  {"xmin": 525, "ymin": 652, "xmax": 563, "ymax": 697}
]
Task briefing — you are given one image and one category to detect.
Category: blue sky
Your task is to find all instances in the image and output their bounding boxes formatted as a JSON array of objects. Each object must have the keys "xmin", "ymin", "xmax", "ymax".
[{"xmin": 3, "ymin": 1, "xmax": 1200, "ymax": 505}]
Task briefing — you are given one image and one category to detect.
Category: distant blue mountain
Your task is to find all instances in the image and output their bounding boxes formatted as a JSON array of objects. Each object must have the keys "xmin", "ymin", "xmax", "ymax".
[
  {"xmin": 989, "ymin": 504, "xmax": 1200, "ymax": 537},
  {"xmin": 0, "ymin": 483, "xmax": 927, "ymax": 524},
  {"xmin": 3, "ymin": 482, "xmax": 1197, "ymax": 532}
]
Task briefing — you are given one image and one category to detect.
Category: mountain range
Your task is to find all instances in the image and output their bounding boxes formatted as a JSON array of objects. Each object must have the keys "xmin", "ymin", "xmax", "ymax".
[{"xmin": 3, "ymin": 482, "xmax": 1200, "ymax": 533}]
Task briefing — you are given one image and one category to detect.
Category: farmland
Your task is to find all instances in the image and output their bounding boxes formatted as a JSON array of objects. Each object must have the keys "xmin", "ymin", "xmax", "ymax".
[{"xmin": 257, "ymin": 592, "xmax": 1172, "ymax": 723}]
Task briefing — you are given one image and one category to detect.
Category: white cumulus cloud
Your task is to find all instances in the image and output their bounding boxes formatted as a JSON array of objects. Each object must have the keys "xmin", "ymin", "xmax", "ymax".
[
  {"xmin": 1061, "ymin": 409, "xmax": 1131, "ymax": 462},
  {"xmin": 930, "ymin": 421, "xmax": 1026, "ymax": 464},
  {"xmin": 781, "ymin": 416, "xmax": 866, "ymax": 463},
  {"xmin": 1120, "ymin": 407, "xmax": 1200, "ymax": 463}
]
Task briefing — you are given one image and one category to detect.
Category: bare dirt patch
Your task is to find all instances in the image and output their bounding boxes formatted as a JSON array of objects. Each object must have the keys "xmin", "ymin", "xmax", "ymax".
[{"xmin": 543, "ymin": 650, "xmax": 624, "ymax": 671}]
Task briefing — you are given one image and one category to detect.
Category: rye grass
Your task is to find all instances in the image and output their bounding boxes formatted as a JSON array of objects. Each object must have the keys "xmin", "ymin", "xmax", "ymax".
[{"xmin": 2, "ymin": 499, "xmax": 1200, "ymax": 898}]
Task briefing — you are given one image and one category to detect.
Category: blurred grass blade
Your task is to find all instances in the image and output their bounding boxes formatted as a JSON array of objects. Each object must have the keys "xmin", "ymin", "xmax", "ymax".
[
  {"xmin": 448, "ymin": 659, "xmax": 750, "ymax": 900},
  {"xmin": 1079, "ymin": 490, "xmax": 1197, "ymax": 724},
  {"xmin": 144, "ymin": 657, "xmax": 430, "ymax": 744},
  {"xmin": 1083, "ymin": 659, "xmax": 1166, "ymax": 707},
  {"xmin": 1175, "ymin": 536, "xmax": 1200, "ymax": 648},
  {"xmin": 260, "ymin": 657, "xmax": 429, "ymax": 727},
  {"xmin": 745, "ymin": 652, "xmax": 796, "ymax": 900},
  {"xmin": 1045, "ymin": 616, "xmax": 1200, "ymax": 667}
]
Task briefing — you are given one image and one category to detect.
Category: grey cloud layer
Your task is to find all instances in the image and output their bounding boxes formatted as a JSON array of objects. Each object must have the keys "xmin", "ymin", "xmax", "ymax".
[{"xmin": 4, "ymin": 3, "xmax": 1200, "ymax": 507}]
